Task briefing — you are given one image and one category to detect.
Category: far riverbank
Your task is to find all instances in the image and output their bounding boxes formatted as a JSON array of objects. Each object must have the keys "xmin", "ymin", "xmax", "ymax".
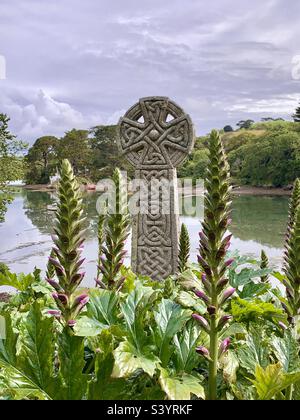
[{"xmin": 22, "ymin": 184, "xmax": 292, "ymax": 196}]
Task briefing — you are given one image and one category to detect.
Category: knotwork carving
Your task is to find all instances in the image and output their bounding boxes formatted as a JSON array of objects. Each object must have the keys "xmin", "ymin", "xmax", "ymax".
[
  {"xmin": 118, "ymin": 97, "xmax": 194, "ymax": 169},
  {"xmin": 118, "ymin": 97, "xmax": 195, "ymax": 280}
]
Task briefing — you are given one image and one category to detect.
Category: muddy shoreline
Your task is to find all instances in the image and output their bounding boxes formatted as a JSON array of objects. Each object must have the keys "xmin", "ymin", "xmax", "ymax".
[{"xmin": 23, "ymin": 184, "xmax": 292, "ymax": 196}]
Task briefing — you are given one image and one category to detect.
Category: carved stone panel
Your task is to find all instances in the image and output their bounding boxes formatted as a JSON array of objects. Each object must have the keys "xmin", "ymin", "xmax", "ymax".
[{"xmin": 118, "ymin": 97, "xmax": 195, "ymax": 280}]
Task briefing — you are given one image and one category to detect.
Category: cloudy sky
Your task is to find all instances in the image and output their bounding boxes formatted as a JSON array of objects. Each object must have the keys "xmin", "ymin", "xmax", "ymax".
[{"xmin": 1, "ymin": 0, "xmax": 300, "ymax": 143}]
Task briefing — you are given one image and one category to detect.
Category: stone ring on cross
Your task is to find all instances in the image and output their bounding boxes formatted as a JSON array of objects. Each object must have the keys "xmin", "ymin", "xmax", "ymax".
[{"xmin": 118, "ymin": 96, "xmax": 195, "ymax": 170}]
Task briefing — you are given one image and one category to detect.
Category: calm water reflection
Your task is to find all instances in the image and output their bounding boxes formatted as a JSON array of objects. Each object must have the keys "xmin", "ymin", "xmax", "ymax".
[{"xmin": 0, "ymin": 190, "xmax": 289, "ymax": 288}]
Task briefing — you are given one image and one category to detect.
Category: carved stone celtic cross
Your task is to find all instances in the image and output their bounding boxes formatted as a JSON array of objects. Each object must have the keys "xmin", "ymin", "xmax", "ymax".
[{"xmin": 118, "ymin": 97, "xmax": 195, "ymax": 280}]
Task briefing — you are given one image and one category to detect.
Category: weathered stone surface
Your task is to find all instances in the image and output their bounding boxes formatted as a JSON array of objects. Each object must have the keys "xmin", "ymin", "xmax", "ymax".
[{"xmin": 118, "ymin": 96, "xmax": 195, "ymax": 280}]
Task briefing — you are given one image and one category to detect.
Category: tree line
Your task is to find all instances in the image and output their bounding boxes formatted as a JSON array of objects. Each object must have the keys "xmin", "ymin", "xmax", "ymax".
[
  {"xmin": 180, "ymin": 119, "xmax": 300, "ymax": 187},
  {"xmin": 25, "ymin": 125, "xmax": 133, "ymax": 185}
]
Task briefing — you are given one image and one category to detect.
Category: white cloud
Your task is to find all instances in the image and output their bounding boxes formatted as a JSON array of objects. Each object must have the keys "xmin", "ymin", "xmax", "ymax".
[
  {"xmin": 0, "ymin": 89, "xmax": 104, "ymax": 141},
  {"xmin": 226, "ymin": 94, "xmax": 300, "ymax": 115}
]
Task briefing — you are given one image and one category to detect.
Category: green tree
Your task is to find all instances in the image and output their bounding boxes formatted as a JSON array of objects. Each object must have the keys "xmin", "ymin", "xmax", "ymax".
[
  {"xmin": 25, "ymin": 136, "xmax": 59, "ymax": 184},
  {"xmin": 58, "ymin": 129, "xmax": 91, "ymax": 176},
  {"xmin": 89, "ymin": 125, "xmax": 132, "ymax": 180},
  {"xmin": 236, "ymin": 120, "xmax": 254, "ymax": 130},
  {"xmin": 223, "ymin": 125, "xmax": 233, "ymax": 132},
  {"xmin": 292, "ymin": 102, "xmax": 300, "ymax": 123},
  {"xmin": 0, "ymin": 114, "xmax": 27, "ymax": 222}
]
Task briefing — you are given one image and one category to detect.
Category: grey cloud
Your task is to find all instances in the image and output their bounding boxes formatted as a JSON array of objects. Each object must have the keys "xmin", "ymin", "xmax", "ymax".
[{"xmin": 0, "ymin": 0, "xmax": 300, "ymax": 143}]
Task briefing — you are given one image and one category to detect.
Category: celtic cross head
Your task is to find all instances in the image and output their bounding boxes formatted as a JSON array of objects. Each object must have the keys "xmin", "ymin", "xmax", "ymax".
[{"xmin": 118, "ymin": 96, "xmax": 195, "ymax": 169}]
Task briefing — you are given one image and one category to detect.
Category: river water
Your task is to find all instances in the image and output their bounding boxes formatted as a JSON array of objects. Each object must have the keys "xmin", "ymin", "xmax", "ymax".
[{"xmin": 0, "ymin": 190, "xmax": 289, "ymax": 288}]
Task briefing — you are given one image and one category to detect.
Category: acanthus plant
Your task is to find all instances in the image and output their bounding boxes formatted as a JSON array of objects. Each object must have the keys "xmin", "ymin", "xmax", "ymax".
[
  {"xmin": 282, "ymin": 178, "xmax": 300, "ymax": 324},
  {"xmin": 193, "ymin": 130, "xmax": 235, "ymax": 400},
  {"xmin": 260, "ymin": 250, "xmax": 269, "ymax": 283},
  {"xmin": 46, "ymin": 159, "xmax": 89, "ymax": 327},
  {"xmin": 96, "ymin": 168, "xmax": 131, "ymax": 291},
  {"xmin": 178, "ymin": 223, "xmax": 191, "ymax": 273}
]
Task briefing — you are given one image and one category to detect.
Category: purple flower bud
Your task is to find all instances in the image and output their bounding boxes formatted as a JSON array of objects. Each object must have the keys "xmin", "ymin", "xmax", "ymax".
[
  {"xmin": 73, "ymin": 258, "xmax": 86, "ymax": 272},
  {"xmin": 196, "ymin": 346, "xmax": 210, "ymax": 359},
  {"xmin": 47, "ymin": 278, "xmax": 62, "ymax": 292},
  {"xmin": 70, "ymin": 272, "xmax": 85, "ymax": 285},
  {"xmin": 220, "ymin": 288, "xmax": 236, "ymax": 305},
  {"xmin": 95, "ymin": 278, "xmax": 107, "ymax": 289},
  {"xmin": 74, "ymin": 293, "xmax": 89, "ymax": 307},
  {"xmin": 54, "ymin": 293, "xmax": 68, "ymax": 306},
  {"xmin": 199, "ymin": 231, "xmax": 208, "ymax": 243},
  {"xmin": 216, "ymin": 277, "xmax": 229, "ymax": 292},
  {"xmin": 68, "ymin": 320, "xmax": 76, "ymax": 327},
  {"xmin": 201, "ymin": 273, "xmax": 212, "ymax": 292},
  {"xmin": 219, "ymin": 338, "xmax": 230, "ymax": 357},
  {"xmin": 197, "ymin": 256, "xmax": 212, "ymax": 276},
  {"xmin": 278, "ymin": 322, "xmax": 288, "ymax": 331},
  {"xmin": 47, "ymin": 310, "xmax": 61, "ymax": 318},
  {"xmin": 99, "ymin": 256, "xmax": 107, "ymax": 265},
  {"xmin": 217, "ymin": 315, "xmax": 232, "ymax": 331},
  {"xmin": 281, "ymin": 302, "xmax": 292, "ymax": 316},
  {"xmin": 192, "ymin": 314, "xmax": 210, "ymax": 333},
  {"xmin": 49, "ymin": 257, "xmax": 63, "ymax": 270},
  {"xmin": 225, "ymin": 259, "xmax": 234, "ymax": 267},
  {"xmin": 194, "ymin": 290, "xmax": 210, "ymax": 304},
  {"xmin": 207, "ymin": 306, "xmax": 216, "ymax": 315}
]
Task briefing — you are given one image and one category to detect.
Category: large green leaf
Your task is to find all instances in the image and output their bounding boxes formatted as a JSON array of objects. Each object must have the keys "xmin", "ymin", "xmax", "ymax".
[
  {"xmin": 74, "ymin": 289, "xmax": 119, "ymax": 337},
  {"xmin": 0, "ymin": 310, "xmax": 51, "ymax": 400},
  {"xmin": 239, "ymin": 282, "xmax": 270, "ymax": 299},
  {"xmin": 0, "ymin": 359, "xmax": 51, "ymax": 400},
  {"xmin": 112, "ymin": 340, "xmax": 160, "ymax": 378},
  {"xmin": 251, "ymin": 363, "xmax": 300, "ymax": 400},
  {"xmin": 173, "ymin": 320, "xmax": 202, "ymax": 373},
  {"xmin": 220, "ymin": 350, "xmax": 239, "ymax": 383},
  {"xmin": 237, "ymin": 328, "xmax": 270, "ymax": 373},
  {"xmin": 272, "ymin": 332, "xmax": 300, "ymax": 373},
  {"xmin": 120, "ymin": 286, "xmax": 157, "ymax": 350},
  {"xmin": 177, "ymin": 269, "xmax": 202, "ymax": 291},
  {"xmin": 229, "ymin": 268, "xmax": 271, "ymax": 289},
  {"xmin": 57, "ymin": 329, "xmax": 87, "ymax": 400},
  {"xmin": 17, "ymin": 302, "xmax": 55, "ymax": 395},
  {"xmin": 0, "ymin": 272, "xmax": 36, "ymax": 292},
  {"xmin": 230, "ymin": 298, "xmax": 285, "ymax": 324},
  {"xmin": 176, "ymin": 291, "xmax": 206, "ymax": 314},
  {"xmin": 0, "ymin": 313, "xmax": 18, "ymax": 365},
  {"xmin": 154, "ymin": 299, "xmax": 192, "ymax": 367},
  {"xmin": 88, "ymin": 329, "xmax": 126, "ymax": 400},
  {"xmin": 159, "ymin": 368, "xmax": 205, "ymax": 400}
]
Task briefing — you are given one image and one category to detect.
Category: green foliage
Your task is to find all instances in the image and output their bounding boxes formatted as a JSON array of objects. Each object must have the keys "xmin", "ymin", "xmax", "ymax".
[
  {"xmin": 159, "ymin": 368, "xmax": 205, "ymax": 400},
  {"xmin": 89, "ymin": 125, "xmax": 132, "ymax": 180},
  {"xmin": 251, "ymin": 363, "xmax": 300, "ymax": 400},
  {"xmin": 293, "ymin": 102, "xmax": 300, "ymax": 123},
  {"xmin": 57, "ymin": 129, "xmax": 91, "ymax": 176},
  {"xmin": 0, "ymin": 113, "xmax": 27, "ymax": 222},
  {"xmin": 47, "ymin": 159, "xmax": 88, "ymax": 325},
  {"xmin": 25, "ymin": 136, "xmax": 58, "ymax": 184},
  {"xmin": 283, "ymin": 206, "xmax": 300, "ymax": 321},
  {"xmin": 260, "ymin": 250, "xmax": 269, "ymax": 283},
  {"xmin": 3, "ymin": 155, "xmax": 300, "ymax": 400},
  {"xmin": 236, "ymin": 120, "xmax": 254, "ymax": 130},
  {"xmin": 97, "ymin": 168, "xmax": 131, "ymax": 290},
  {"xmin": 178, "ymin": 223, "xmax": 190, "ymax": 273},
  {"xmin": 181, "ymin": 120, "xmax": 300, "ymax": 187},
  {"xmin": 195, "ymin": 130, "xmax": 234, "ymax": 400},
  {"xmin": 230, "ymin": 298, "xmax": 285, "ymax": 324}
]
